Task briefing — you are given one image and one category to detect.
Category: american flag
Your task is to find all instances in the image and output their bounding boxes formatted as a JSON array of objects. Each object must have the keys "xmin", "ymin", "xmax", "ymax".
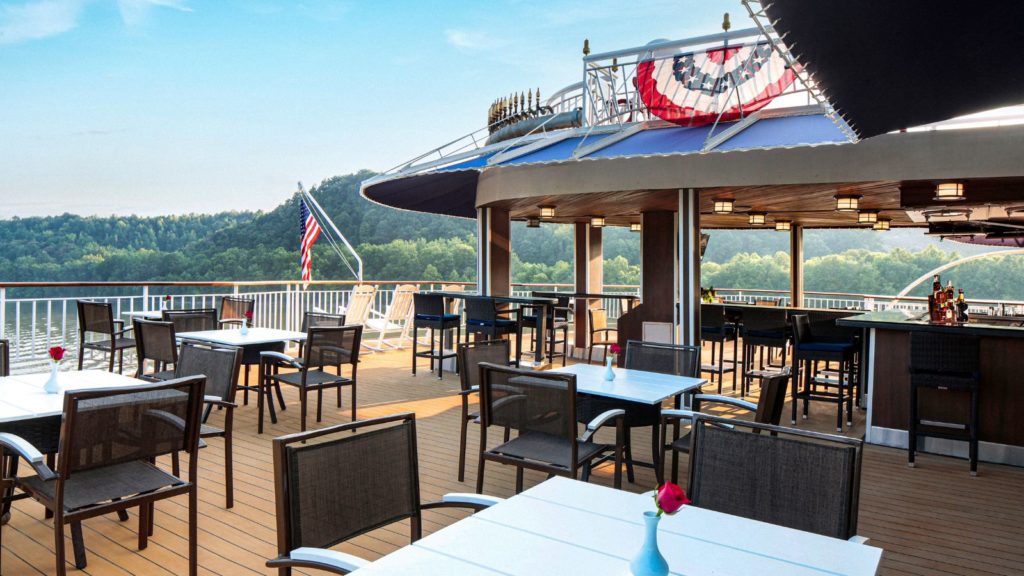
[{"xmin": 299, "ymin": 199, "xmax": 322, "ymax": 281}]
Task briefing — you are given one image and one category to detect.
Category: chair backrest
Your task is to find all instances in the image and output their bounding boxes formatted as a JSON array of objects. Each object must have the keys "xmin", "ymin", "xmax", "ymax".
[
  {"xmin": 465, "ymin": 297, "xmax": 499, "ymax": 323},
  {"xmin": 77, "ymin": 300, "xmax": 115, "ymax": 336},
  {"xmin": 134, "ymin": 319, "xmax": 178, "ymax": 365},
  {"xmin": 163, "ymin": 309, "xmax": 218, "ymax": 333},
  {"xmin": 478, "ymin": 363, "xmax": 578, "ymax": 447},
  {"xmin": 456, "ymin": 340, "xmax": 510, "ymax": 393},
  {"xmin": 220, "ymin": 296, "xmax": 254, "ymax": 324},
  {"xmin": 740, "ymin": 307, "xmax": 789, "ymax": 338},
  {"xmin": 175, "ymin": 343, "xmax": 242, "ymax": 403},
  {"xmin": 58, "ymin": 376, "xmax": 206, "ymax": 477},
  {"xmin": 414, "ymin": 293, "xmax": 446, "ymax": 318},
  {"xmin": 688, "ymin": 414, "xmax": 863, "ymax": 540},
  {"xmin": 909, "ymin": 332, "xmax": 980, "ymax": 376},
  {"xmin": 700, "ymin": 303, "xmax": 727, "ymax": 329},
  {"xmin": 0, "ymin": 339, "xmax": 8, "ymax": 377},
  {"xmin": 303, "ymin": 325, "xmax": 362, "ymax": 369},
  {"xmin": 271, "ymin": 413, "xmax": 421, "ymax": 556},
  {"xmin": 624, "ymin": 340, "xmax": 700, "ymax": 378},
  {"xmin": 531, "ymin": 292, "xmax": 572, "ymax": 320},
  {"xmin": 345, "ymin": 285, "xmax": 377, "ymax": 325},
  {"xmin": 790, "ymin": 313, "xmax": 812, "ymax": 347},
  {"xmin": 386, "ymin": 285, "xmax": 418, "ymax": 321},
  {"xmin": 804, "ymin": 310, "xmax": 858, "ymax": 343},
  {"xmin": 753, "ymin": 368, "xmax": 791, "ymax": 425},
  {"xmin": 589, "ymin": 308, "xmax": 609, "ymax": 333},
  {"xmin": 301, "ymin": 312, "xmax": 347, "ymax": 332}
]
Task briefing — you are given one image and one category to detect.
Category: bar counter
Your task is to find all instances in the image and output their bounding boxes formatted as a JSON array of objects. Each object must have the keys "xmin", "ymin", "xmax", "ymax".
[{"xmin": 839, "ymin": 310, "xmax": 1024, "ymax": 467}]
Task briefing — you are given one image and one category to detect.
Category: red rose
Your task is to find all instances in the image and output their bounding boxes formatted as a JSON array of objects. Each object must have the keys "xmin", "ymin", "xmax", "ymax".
[
  {"xmin": 164, "ymin": 295, "xmax": 171, "ymax": 301},
  {"xmin": 244, "ymin": 311, "xmax": 253, "ymax": 320},
  {"xmin": 48, "ymin": 346, "xmax": 65, "ymax": 362},
  {"xmin": 609, "ymin": 343, "xmax": 622, "ymax": 355},
  {"xmin": 655, "ymin": 482, "xmax": 690, "ymax": 516}
]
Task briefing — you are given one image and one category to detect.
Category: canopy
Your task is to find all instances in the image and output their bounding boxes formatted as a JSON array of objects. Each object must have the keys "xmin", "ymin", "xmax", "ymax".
[{"xmin": 765, "ymin": 1, "xmax": 1024, "ymax": 138}]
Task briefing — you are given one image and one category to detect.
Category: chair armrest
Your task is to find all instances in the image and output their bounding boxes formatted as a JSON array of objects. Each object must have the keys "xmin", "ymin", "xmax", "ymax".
[
  {"xmin": 660, "ymin": 408, "xmax": 696, "ymax": 423},
  {"xmin": 422, "ymin": 492, "xmax": 505, "ymax": 512},
  {"xmin": 457, "ymin": 386, "xmax": 479, "ymax": 397},
  {"xmin": 692, "ymin": 394, "xmax": 757, "ymax": 412},
  {"xmin": 0, "ymin": 432, "xmax": 57, "ymax": 481},
  {"xmin": 260, "ymin": 351, "xmax": 302, "ymax": 369},
  {"xmin": 267, "ymin": 548, "xmax": 370, "ymax": 575},
  {"xmin": 204, "ymin": 396, "xmax": 237, "ymax": 409},
  {"xmin": 580, "ymin": 409, "xmax": 624, "ymax": 442},
  {"xmin": 849, "ymin": 535, "xmax": 869, "ymax": 545}
]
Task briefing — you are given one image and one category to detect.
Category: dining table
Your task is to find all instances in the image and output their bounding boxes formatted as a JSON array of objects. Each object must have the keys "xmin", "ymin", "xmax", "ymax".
[{"xmin": 347, "ymin": 476, "xmax": 883, "ymax": 575}]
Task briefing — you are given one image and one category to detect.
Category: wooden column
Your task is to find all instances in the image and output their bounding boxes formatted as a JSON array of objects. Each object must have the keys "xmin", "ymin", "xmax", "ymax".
[
  {"xmin": 790, "ymin": 223, "xmax": 804, "ymax": 308},
  {"xmin": 678, "ymin": 189, "xmax": 701, "ymax": 347},
  {"xmin": 574, "ymin": 222, "xmax": 603, "ymax": 349},
  {"xmin": 476, "ymin": 207, "xmax": 511, "ymax": 296},
  {"xmin": 617, "ymin": 210, "xmax": 676, "ymax": 356}
]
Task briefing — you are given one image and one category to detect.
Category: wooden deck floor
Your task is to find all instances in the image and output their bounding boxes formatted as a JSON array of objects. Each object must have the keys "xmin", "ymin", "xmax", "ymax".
[{"xmin": 2, "ymin": 347, "xmax": 1023, "ymax": 575}]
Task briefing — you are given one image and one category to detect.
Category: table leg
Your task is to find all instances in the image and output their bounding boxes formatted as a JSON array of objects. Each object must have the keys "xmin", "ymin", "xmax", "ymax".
[
  {"xmin": 534, "ymin": 303, "xmax": 548, "ymax": 366},
  {"xmin": 652, "ymin": 421, "xmax": 663, "ymax": 484}
]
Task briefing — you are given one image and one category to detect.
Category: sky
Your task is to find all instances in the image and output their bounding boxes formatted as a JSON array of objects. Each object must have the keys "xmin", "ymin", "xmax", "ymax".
[{"xmin": 0, "ymin": 0, "xmax": 739, "ymax": 217}]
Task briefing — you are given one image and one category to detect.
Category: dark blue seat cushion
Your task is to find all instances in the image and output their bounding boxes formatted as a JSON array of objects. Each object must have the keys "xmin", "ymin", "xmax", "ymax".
[
  {"xmin": 701, "ymin": 325, "xmax": 736, "ymax": 338},
  {"xmin": 743, "ymin": 329, "xmax": 787, "ymax": 340},
  {"xmin": 797, "ymin": 341, "xmax": 856, "ymax": 354},
  {"xmin": 415, "ymin": 313, "xmax": 460, "ymax": 322},
  {"xmin": 467, "ymin": 318, "xmax": 516, "ymax": 328}
]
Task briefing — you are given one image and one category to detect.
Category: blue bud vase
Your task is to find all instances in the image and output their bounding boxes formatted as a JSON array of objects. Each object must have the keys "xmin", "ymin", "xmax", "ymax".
[
  {"xmin": 630, "ymin": 511, "xmax": 669, "ymax": 576},
  {"xmin": 43, "ymin": 361, "xmax": 61, "ymax": 395},
  {"xmin": 604, "ymin": 355, "xmax": 616, "ymax": 381},
  {"xmin": 240, "ymin": 321, "xmax": 249, "ymax": 336}
]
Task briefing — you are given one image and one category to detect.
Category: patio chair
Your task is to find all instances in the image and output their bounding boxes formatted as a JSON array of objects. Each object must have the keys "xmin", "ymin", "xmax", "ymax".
[
  {"xmin": 173, "ymin": 342, "xmax": 243, "ymax": 507},
  {"xmin": 133, "ymin": 318, "xmax": 178, "ymax": 381},
  {"xmin": 587, "ymin": 308, "xmax": 617, "ymax": 364},
  {"xmin": 687, "ymin": 413, "xmax": 865, "ymax": 542},
  {"xmin": 791, "ymin": 313, "xmax": 858, "ymax": 432},
  {"xmin": 475, "ymin": 362, "xmax": 624, "ymax": 494},
  {"xmin": 0, "ymin": 377, "xmax": 206, "ymax": 575},
  {"xmin": 75, "ymin": 300, "xmax": 135, "ymax": 373},
  {"xmin": 298, "ymin": 311, "xmax": 348, "ymax": 408},
  {"xmin": 909, "ymin": 332, "xmax": 981, "ymax": 475},
  {"xmin": 661, "ymin": 368, "xmax": 791, "ymax": 483},
  {"xmin": 365, "ymin": 284, "xmax": 417, "ymax": 351},
  {"xmin": 521, "ymin": 292, "xmax": 572, "ymax": 367},
  {"xmin": 266, "ymin": 413, "xmax": 502, "ymax": 575},
  {"xmin": 162, "ymin": 308, "xmax": 218, "ymax": 332},
  {"xmin": 465, "ymin": 297, "xmax": 521, "ymax": 364},
  {"xmin": 739, "ymin": 306, "xmax": 789, "ymax": 397},
  {"xmin": 219, "ymin": 296, "xmax": 254, "ymax": 328},
  {"xmin": 412, "ymin": 293, "xmax": 461, "ymax": 379},
  {"xmin": 341, "ymin": 285, "xmax": 376, "ymax": 329},
  {"xmin": 700, "ymin": 303, "xmax": 739, "ymax": 393},
  {"xmin": 258, "ymin": 325, "xmax": 363, "ymax": 433},
  {"xmin": 455, "ymin": 339, "xmax": 510, "ymax": 482},
  {"xmin": 579, "ymin": 340, "xmax": 700, "ymax": 483}
]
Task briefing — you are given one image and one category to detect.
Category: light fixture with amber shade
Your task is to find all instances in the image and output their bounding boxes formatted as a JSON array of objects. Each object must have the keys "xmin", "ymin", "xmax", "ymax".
[
  {"xmin": 526, "ymin": 217, "xmax": 540, "ymax": 228},
  {"xmin": 538, "ymin": 205, "xmax": 556, "ymax": 218},
  {"xmin": 713, "ymin": 198, "xmax": 735, "ymax": 214},
  {"xmin": 834, "ymin": 194, "xmax": 861, "ymax": 212},
  {"xmin": 873, "ymin": 217, "xmax": 891, "ymax": 231},
  {"xmin": 747, "ymin": 212, "xmax": 766, "ymax": 226},
  {"xmin": 934, "ymin": 182, "xmax": 965, "ymax": 201},
  {"xmin": 590, "ymin": 216, "xmax": 606, "ymax": 228},
  {"xmin": 857, "ymin": 210, "xmax": 879, "ymax": 224},
  {"xmin": 630, "ymin": 223, "xmax": 642, "ymax": 232},
  {"xmin": 774, "ymin": 219, "xmax": 792, "ymax": 232}
]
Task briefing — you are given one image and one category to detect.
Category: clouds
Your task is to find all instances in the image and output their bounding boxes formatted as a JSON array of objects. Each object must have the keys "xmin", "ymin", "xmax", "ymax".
[
  {"xmin": 0, "ymin": 0, "xmax": 85, "ymax": 45},
  {"xmin": 0, "ymin": 0, "xmax": 190, "ymax": 44},
  {"xmin": 444, "ymin": 28, "xmax": 504, "ymax": 51}
]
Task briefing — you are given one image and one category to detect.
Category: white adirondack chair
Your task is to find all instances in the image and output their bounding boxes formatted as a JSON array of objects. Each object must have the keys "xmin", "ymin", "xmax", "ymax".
[
  {"xmin": 341, "ymin": 284, "xmax": 377, "ymax": 328},
  {"xmin": 365, "ymin": 284, "xmax": 417, "ymax": 351}
]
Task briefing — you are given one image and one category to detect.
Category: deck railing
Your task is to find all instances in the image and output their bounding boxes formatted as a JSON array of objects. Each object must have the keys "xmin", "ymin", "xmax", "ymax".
[{"xmin": 3, "ymin": 280, "xmax": 1023, "ymax": 373}]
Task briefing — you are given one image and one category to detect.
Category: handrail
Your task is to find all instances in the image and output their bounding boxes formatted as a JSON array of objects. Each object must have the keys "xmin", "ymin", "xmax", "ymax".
[{"xmin": 0, "ymin": 280, "xmax": 476, "ymax": 289}]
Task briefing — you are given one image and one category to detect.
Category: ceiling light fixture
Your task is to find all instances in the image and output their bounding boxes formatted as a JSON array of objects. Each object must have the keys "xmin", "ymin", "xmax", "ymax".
[
  {"xmin": 834, "ymin": 194, "xmax": 861, "ymax": 212},
  {"xmin": 872, "ymin": 217, "xmax": 891, "ymax": 231},
  {"xmin": 526, "ymin": 217, "xmax": 540, "ymax": 228},
  {"xmin": 630, "ymin": 223, "xmax": 642, "ymax": 232},
  {"xmin": 934, "ymin": 182, "xmax": 965, "ymax": 201},
  {"xmin": 713, "ymin": 198, "xmax": 735, "ymax": 214},
  {"xmin": 857, "ymin": 210, "xmax": 879, "ymax": 224},
  {"xmin": 922, "ymin": 208, "xmax": 972, "ymax": 220},
  {"xmin": 590, "ymin": 216, "xmax": 606, "ymax": 228},
  {"xmin": 539, "ymin": 205, "xmax": 556, "ymax": 218},
  {"xmin": 747, "ymin": 212, "xmax": 766, "ymax": 226},
  {"xmin": 774, "ymin": 220, "xmax": 792, "ymax": 232}
]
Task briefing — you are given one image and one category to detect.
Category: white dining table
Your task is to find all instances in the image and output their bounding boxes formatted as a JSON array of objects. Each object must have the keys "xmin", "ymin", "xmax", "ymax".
[
  {"xmin": 175, "ymin": 327, "xmax": 307, "ymax": 347},
  {"xmin": 548, "ymin": 363, "xmax": 705, "ymax": 405},
  {"xmin": 0, "ymin": 370, "xmax": 147, "ymax": 422},
  {"xmin": 349, "ymin": 476, "xmax": 882, "ymax": 575}
]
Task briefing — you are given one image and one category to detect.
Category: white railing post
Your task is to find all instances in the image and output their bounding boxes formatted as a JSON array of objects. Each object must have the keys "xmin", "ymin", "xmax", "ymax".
[
  {"xmin": 142, "ymin": 285, "xmax": 149, "ymax": 312},
  {"xmin": 285, "ymin": 284, "xmax": 293, "ymax": 332},
  {"xmin": 0, "ymin": 287, "xmax": 5, "ymax": 340}
]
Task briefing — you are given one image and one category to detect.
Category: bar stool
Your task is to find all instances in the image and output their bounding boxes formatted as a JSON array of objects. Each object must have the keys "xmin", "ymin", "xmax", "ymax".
[
  {"xmin": 739, "ymin": 307, "xmax": 789, "ymax": 397},
  {"xmin": 520, "ymin": 293, "xmax": 572, "ymax": 367},
  {"xmin": 464, "ymin": 297, "xmax": 521, "ymax": 366},
  {"xmin": 791, "ymin": 314, "xmax": 858, "ymax": 432},
  {"xmin": 700, "ymin": 303, "xmax": 739, "ymax": 393},
  {"xmin": 908, "ymin": 332, "xmax": 981, "ymax": 475},
  {"xmin": 412, "ymin": 293, "xmax": 461, "ymax": 379}
]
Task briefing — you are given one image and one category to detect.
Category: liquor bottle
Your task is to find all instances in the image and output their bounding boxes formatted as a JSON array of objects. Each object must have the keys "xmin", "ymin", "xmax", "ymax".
[
  {"xmin": 930, "ymin": 275, "xmax": 943, "ymax": 321},
  {"xmin": 945, "ymin": 280, "xmax": 955, "ymax": 302},
  {"xmin": 957, "ymin": 289, "xmax": 968, "ymax": 322}
]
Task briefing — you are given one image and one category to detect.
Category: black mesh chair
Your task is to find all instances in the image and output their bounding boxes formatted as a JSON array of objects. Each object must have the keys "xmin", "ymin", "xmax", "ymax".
[
  {"xmin": 0, "ymin": 377, "xmax": 206, "ymax": 575},
  {"xmin": 791, "ymin": 314, "xmax": 858, "ymax": 432},
  {"xmin": 266, "ymin": 413, "xmax": 502, "ymax": 575},
  {"xmin": 259, "ymin": 325, "xmax": 363, "ymax": 433},
  {"xmin": 578, "ymin": 340, "xmax": 700, "ymax": 483},
  {"xmin": 162, "ymin": 308, "xmax": 218, "ymax": 333},
  {"xmin": 455, "ymin": 340, "xmax": 511, "ymax": 483},
  {"xmin": 662, "ymin": 368, "xmax": 792, "ymax": 483},
  {"xmin": 174, "ymin": 343, "xmax": 243, "ymax": 507},
  {"xmin": 465, "ymin": 297, "xmax": 521, "ymax": 365},
  {"xmin": 520, "ymin": 292, "xmax": 573, "ymax": 367},
  {"xmin": 76, "ymin": 300, "xmax": 135, "ymax": 373},
  {"xmin": 476, "ymin": 363, "xmax": 624, "ymax": 494},
  {"xmin": 298, "ymin": 312, "xmax": 347, "ymax": 406},
  {"xmin": 739, "ymin": 307, "xmax": 789, "ymax": 397},
  {"xmin": 219, "ymin": 296, "xmax": 254, "ymax": 328},
  {"xmin": 412, "ymin": 293, "xmax": 461, "ymax": 379},
  {"xmin": 688, "ymin": 413, "xmax": 865, "ymax": 542},
  {"xmin": 700, "ymin": 303, "xmax": 739, "ymax": 393},
  {"xmin": 909, "ymin": 332, "xmax": 981, "ymax": 475},
  {"xmin": 133, "ymin": 318, "xmax": 178, "ymax": 381}
]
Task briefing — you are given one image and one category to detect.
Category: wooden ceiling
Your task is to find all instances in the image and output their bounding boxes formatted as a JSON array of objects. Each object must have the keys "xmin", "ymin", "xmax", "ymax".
[{"xmin": 490, "ymin": 180, "xmax": 918, "ymax": 229}]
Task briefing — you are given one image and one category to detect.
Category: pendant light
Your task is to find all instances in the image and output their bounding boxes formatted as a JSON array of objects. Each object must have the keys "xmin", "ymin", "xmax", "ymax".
[
  {"xmin": 590, "ymin": 216, "xmax": 606, "ymax": 228},
  {"xmin": 774, "ymin": 219, "xmax": 792, "ymax": 232},
  {"xmin": 934, "ymin": 182, "xmax": 965, "ymax": 201},
  {"xmin": 747, "ymin": 212, "xmax": 766, "ymax": 226},
  {"xmin": 834, "ymin": 194, "xmax": 861, "ymax": 212},
  {"xmin": 857, "ymin": 210, "xmax": 879, "ymax": 224},
  {"xmin": 539, "ymin": 205, "xmax": 556, "ymax": 218},
  {"xmin": 713, "ymin": 198, "xmax": 735, "ymax": 214}
]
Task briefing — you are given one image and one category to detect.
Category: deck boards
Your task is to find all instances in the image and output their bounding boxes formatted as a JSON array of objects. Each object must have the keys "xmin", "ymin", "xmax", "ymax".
[{"xmin": 2, "ymin": 346, "xmax": 1023, "ymax": 575}]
